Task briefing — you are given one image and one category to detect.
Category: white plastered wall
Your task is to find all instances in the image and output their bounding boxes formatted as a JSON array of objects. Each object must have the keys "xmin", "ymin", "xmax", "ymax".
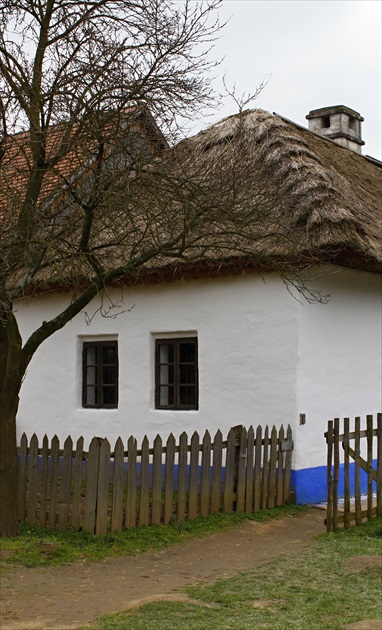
[
  {"xmin": 295, "ymin": 267, "xmax": 382, "ymax": 471},
  {"xmin": 15, "ymin": 273, "xmax": 299, "ymax": 447}
]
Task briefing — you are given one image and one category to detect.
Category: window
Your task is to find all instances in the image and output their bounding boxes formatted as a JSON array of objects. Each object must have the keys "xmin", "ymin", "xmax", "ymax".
[
  {"xmin": 155, "ymin": 338, "xmax": 198, "ymax": 410},
  {"xmin": 82, "ymin": 341, "xmax": 118, "ymax": 408}
]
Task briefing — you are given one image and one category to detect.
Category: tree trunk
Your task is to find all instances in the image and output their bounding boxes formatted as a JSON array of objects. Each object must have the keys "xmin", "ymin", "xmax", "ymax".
[{"xmin": 0, "ymin": 312, "xmax": 23, "ymax": 536}]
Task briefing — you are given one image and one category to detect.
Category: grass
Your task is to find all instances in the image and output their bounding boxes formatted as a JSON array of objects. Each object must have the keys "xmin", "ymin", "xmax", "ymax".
[
  {"xmin": 82, "ymin": 518, "xmax": 382, "ymax": 630},
  {"xmin": 0, "ymin": 504, "xmax": 306, "ymax": 568}
]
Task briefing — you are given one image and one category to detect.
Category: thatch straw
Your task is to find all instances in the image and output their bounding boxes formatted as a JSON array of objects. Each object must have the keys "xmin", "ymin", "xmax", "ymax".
[
  {"xmin": 169, "ymin": 109, "xmax": 381, "ymax": 273},
  {"xmin": 1, "ymin": 108, "xmax": 381, "ymax": 298}
]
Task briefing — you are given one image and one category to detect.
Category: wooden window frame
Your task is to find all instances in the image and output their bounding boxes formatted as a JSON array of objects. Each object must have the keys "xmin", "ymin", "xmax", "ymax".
[
  {"xmin": 155, "ymin": 337, "xmax": 198, "ymax": 410},
  {"xmin": 82, "ymin": 340, "xmax": 118, "ymax": 409}
]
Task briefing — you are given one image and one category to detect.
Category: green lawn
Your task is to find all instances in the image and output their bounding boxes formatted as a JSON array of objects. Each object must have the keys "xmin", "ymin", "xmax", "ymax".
[{"xmin": 83, "ymin": 518, "xmax": 382, "ymax": 630}]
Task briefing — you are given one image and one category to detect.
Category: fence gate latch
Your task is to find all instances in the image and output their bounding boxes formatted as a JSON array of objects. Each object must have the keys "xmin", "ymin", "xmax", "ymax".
[{"xmin": 281, "ymin": 440, "xmax": 294, "ymax": 452}]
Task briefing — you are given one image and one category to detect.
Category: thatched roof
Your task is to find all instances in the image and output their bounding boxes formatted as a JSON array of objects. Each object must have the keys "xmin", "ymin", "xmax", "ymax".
[
  {"xmin": 167, "ymin": 109, "xmax": 381, "ymax": 275},
  {"xmin": 1, "ymin": 108, "xmax": 381, "ymax": 298}
]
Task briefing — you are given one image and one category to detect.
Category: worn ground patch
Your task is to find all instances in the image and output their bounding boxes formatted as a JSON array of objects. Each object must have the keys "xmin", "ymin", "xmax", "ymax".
[
  {"xmin": 345, "ymin": 555, "xmax": 382, "ymax": 572},
  {"xmin": 345, "ymin": 621, "xmax": 382, "ymax": 629},
  {"xmin": 0, "ymin": 509, "xmax": 325, "ymax": 629},
  {"xmin": 251, "ymin": 598, "xmax": 282, "ymax": 608}
]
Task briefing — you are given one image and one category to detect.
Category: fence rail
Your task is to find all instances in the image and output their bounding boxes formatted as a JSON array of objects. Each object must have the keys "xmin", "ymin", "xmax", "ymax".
[
  {"xmin": 325, "ymin": 414, "xmax": 382, "ymax": 532},
  {"xmin": 17, "ymin": 424, "xmax": 293, "ymax": 534}
]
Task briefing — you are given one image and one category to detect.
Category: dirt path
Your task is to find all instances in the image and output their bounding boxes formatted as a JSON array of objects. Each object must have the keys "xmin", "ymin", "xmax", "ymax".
[{"xmin": 1, "ymin": 509, "xmax": 326, "ymax": 630}]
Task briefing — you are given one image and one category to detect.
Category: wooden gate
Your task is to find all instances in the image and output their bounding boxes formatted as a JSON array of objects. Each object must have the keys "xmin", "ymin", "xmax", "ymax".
[{"xmin": 325, "ymin": 414, "xmax": 382, "ymax": 532}]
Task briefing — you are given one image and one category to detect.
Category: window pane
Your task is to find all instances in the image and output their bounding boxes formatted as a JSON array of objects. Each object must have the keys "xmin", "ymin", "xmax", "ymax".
[
  {"xmin": 86, "ymin": 346, "xmax": 97, "ymax": 365},
  {"xmin": 160, "ymin": 385, "xmax": 174, "ymax": 406},
  {"xmin": 86, "ymin": 386, "xmax": 97, "ymax": 406},
  {"xmin": 179, "ymin": 364, "xmax": 195, "ymax": 385},
  {"xmin": 102, "ymin": 386, "xmax": 116, "ymax": 405},
  {"xmin": 160, "ymin": 343, "xmax": 174, "ymax": 363},
  {"xmin": 179, "ymin": 386, "xmax": 196, "ymax": 406},
  {"xmin": 160, "ymin": 365, "xmax": 168, "ymax": 386},
  {"xmin": 160, "ymin": 364, "xmax": 174, "ymax": 385},
  {"xmin": 102, "ymin": 365, "xmax": 116, "ymax": 385},
  {"xmin": 102, "ymin": 344, "xmax": 116, "ymax": 364},
  {"xmin": 179, "ymin": 342, "xmax": 195, "ymax": 362},
  {"xmin": 86, "ymin": 366, "xmax": 97, "ymax": 386}
]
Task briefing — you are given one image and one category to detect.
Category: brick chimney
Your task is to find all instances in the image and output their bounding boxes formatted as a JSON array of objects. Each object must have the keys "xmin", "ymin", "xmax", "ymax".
[{"xmin": 306, "ymin": 105, "xmax": 364, "ymax": 154}]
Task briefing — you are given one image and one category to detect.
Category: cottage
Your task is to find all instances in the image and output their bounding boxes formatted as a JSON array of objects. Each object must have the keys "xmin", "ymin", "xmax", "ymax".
[{"xmin": 8, "ymin": 106, "xmax": 382, "ymax": 504}]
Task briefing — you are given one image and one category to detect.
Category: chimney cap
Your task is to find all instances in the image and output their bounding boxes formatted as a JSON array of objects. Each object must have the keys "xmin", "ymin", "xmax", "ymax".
[{"xmin": 306, "ymin": 105, "xmax": 364, "ymax": 122}]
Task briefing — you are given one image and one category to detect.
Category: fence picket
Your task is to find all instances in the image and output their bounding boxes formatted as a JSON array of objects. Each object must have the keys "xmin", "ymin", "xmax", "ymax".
[
  {"xmin": 177, "ymin": 432, "xmax": 188, "ymax": 522},
  {"xmin": 343, "ymin": 418, "xmax": 350, "ymax": 529},
  {"xmin": 236, "ymin": 427, "xmax": 247, "ymax": 513},
  {"xmin": 58, "ymin": 436, "xmax": 72, "ymax": 530},
  {"xmin": 152, "ymin": 435, "xmax": 162, "ymax": 525},
  {"xmin": 261, "ymin": 426, "xmax": 269, "ymax": 510},
  {"xmin": 164, "ymin": 433, "xmax": 175, "ymax": 524},
  {"xmin": 377, "ymin": 413, "xmax": 382, "ymax": 518},
  {"xmin": 72, "ymin": 437, "xmax": 84, "ymax": 529},
  {"xmin": 326, "ymin": 421, "xmax": 334, "ymax": 533},
  {"xmin": 111, "ymin": 437, "xmax": 124, "ymax": 532},
  {"xmin": 245, "ymin": 426, "xmax": 254, "ymax": 513},
  {"xmin": 366, "ymin": 415, "xmax": 373, "ymax": 522},
  {"xmin": 211, "ymin": 430, "xmax": 223, "ymax": 514},
  {"xmin": 18, "ymin": 433, "xmax": 28, "ymax": 522},
  {"xmin": 84, "ymin": 437, "xmax": 100, "ymax": 534},
  {"xmin": 95, "ymin": 438, "xmax": 111, "ymax": 535},
  {"xmin": 27, "ymin": 434, "xmax": 39, "ymax": 526},
  {"xmin": 125, "ymin": 436, "xmax": 137, "ymax": 528},
  {"xmin": 268, "ymin": 426, "xmax": 278, "ymax": 509},
  {"xmin": 276, "ymin": 425, "xmax": 284, "ymax": 506},
  {"xmin": 253, "ymin": 425, "xmax": 262, "ymax": 512},
  {"xmin": 188, "ymin": 432, "xmax": 199, "ymax": 520},
  {"xmin": 139, "ymin": 436, "xmax": 150, "ymax": 527},
  {"xmin": 200, "ymin": 431, "xmax": 211, "ymax": 516},
  {"xmin": 354, "ymin": 417, "xmax": 361, "ymax": 525},
  {"xmin": 333, "ymin": 418, "xmax": 340, "ymax": 531},
  {"xmin": 39, "ymin": 435, "xmax": 49, "ymax": 528},
  {"xmin": 283, "ymin": 424, "xmax": 292, "ymax": 503},
  {"xmin": 224, "ymin": 428, "xmax": 235, "ymax": 513},
  {"xmin": 49, "ymin": 436, "xmax": 59, "ymax": 528}
]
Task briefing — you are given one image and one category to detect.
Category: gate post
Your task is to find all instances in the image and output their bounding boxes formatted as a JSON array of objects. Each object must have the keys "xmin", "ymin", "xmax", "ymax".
[{"xmin": 326, "ymin": 420, "xmax": 334, "ymax": 532}]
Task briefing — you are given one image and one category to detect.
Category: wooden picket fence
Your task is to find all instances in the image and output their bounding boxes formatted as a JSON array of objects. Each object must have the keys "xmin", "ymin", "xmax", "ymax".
[
  {"xmin": 325, "ymin": 414, "xmax": 382, "ymax": 532},
  {"xmin": 17, "ymin": 424, "xmax": 293, "ymax": 534}
]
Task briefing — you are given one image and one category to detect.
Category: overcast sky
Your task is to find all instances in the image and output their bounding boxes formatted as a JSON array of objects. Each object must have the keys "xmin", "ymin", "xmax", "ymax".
[{"xmin": 195, "ymin": 0, "xmax": 381, "ymax": 159}]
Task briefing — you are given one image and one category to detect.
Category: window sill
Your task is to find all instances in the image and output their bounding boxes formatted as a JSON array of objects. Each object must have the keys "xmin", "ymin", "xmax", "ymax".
[
  {"xmin": 78, "ymin": 407, "xmax": 119, "ymax": 412},
  {"xmin": 151, "ymin": 408, "xmax": 199, "ymax": 413}
]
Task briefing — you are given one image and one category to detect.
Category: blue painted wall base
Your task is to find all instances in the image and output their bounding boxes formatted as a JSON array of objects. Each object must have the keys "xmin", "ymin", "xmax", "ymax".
[
  {"xmin": 291, "ymin": 460, "xmax": 377, "ymax": 504},
  {"xmin": 25, "ymin": 456, "xmax": 377, "ymax": 507}
]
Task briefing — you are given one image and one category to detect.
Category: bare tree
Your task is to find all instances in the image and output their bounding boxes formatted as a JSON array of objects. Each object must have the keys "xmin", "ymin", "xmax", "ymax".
[{"xmin": 0, "ymin": 0, "xmax": 227, "ymax": 536}]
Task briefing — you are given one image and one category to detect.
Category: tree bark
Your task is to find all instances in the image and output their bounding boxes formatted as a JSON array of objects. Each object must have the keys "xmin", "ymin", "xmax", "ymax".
[{"xmin": 0, "ymin": 312, "xmax": 23, "ymax": 536}]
